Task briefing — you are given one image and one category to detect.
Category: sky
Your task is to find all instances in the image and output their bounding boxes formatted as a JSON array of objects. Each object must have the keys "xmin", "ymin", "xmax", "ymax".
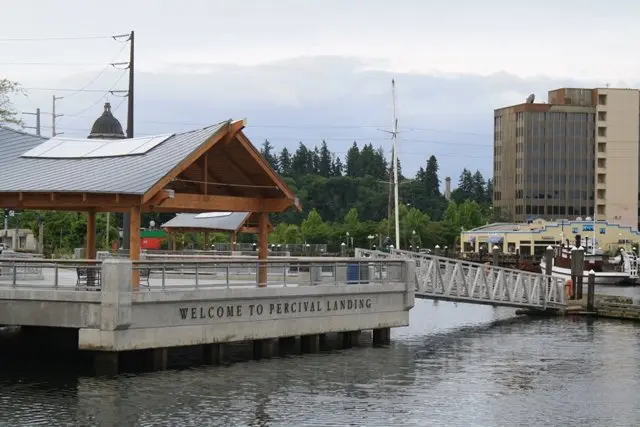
[{"xmin": 2, "ymin": 0, "xmax": 639, "ymax": 183}]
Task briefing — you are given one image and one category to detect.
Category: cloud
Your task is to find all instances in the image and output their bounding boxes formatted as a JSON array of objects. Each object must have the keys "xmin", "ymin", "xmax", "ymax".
[{"xmin": 12, "ymin": 56, "xmax": 607, "ymax": 184}]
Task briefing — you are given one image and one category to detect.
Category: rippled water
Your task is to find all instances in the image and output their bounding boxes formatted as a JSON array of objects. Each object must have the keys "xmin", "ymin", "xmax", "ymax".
[{"xmin": 2, "ymin": 295, "xmax": 640, "ymax": 426}]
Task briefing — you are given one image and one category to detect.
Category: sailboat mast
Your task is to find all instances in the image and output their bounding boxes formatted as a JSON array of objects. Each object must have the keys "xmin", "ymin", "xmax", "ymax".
[{"xmin": 391, "ymin": 79, "xmax": 400, "ymax": 249}]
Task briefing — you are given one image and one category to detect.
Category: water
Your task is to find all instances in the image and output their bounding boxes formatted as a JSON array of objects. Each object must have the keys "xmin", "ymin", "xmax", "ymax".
[{"xmin": 2, "ymin": 295, "xmax": 640, "ymax": 426}]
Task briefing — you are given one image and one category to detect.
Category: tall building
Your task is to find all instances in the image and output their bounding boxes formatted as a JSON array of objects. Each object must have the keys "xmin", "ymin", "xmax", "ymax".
[{"xmin": 493, "ymin": 87, "xmax": 640, "ymax": 229}]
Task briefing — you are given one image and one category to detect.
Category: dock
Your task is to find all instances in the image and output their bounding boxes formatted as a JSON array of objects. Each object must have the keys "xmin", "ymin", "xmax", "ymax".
[{"xmin": 0, "ymin": 256, "xmax": 415, "ymax": 375}]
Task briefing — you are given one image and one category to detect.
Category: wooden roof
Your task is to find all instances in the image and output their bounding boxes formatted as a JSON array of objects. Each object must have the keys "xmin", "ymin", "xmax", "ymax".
[{"xmin": 0, "ymin": 120, "xmax": 302, "ymax": 214}]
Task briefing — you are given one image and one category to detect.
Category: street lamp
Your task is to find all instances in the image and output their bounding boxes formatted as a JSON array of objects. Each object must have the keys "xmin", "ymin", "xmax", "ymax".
[
  {"xmin": 341, "ymin": 242, "xmax": 346, "ymax": 257},
  {"xmin": 367, "ymin": 234, "xmax": 374, "ymax": 249}
]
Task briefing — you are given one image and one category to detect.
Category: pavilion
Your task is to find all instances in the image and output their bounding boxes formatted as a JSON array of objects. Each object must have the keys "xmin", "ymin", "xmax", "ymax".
[
  {"xmin": 0, "ymin": 119, "xmax": 300, "ymax": 288},
  {"xmin": 161, "ymin": 211, "xmax": 273, "ymax": 250}
]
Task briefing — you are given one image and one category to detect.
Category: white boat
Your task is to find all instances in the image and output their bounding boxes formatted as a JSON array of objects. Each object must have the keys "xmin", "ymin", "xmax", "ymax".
[{"xmin": 539, "ymin": 245, "xmax": 638, "ymax": 286}]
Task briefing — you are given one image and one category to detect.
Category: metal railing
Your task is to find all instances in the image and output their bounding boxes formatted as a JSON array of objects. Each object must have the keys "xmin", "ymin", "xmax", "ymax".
[
  {"xmin": 0, "ymin": 258, "xmax": 406, "ymax": 291},
  {"xmin": 356, "ymin": 248, "xmax": 567, "ymax": 309}
]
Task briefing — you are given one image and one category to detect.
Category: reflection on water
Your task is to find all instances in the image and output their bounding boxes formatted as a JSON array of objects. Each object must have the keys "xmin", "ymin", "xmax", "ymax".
[{"xmin": 2, "ymin": 295, "xmax": 640, "ymax": 426}]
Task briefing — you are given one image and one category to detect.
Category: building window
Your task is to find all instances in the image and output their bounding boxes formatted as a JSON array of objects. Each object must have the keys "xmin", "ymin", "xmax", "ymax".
[
  {"xmin": 598, "ymin": 158, "xmax": 606, "ymax": 169},
  {"xmin": 598, "ymin": 94, "xmax": 607, "ymax": 105},
  {"xmin": 598, "ymin": 127, "xmax": 607, "ymax": 137},
  {"xmin": 598, "ymin": 143, "xmax": 606, "ymax": 153},
  {"xmin": 598, "ymin": 111, "xmax": 607, "ymax": 121}
]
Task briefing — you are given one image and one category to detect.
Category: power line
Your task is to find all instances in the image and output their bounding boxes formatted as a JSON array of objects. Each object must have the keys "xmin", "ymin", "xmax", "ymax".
[
  {"xmin": 62, "ymin": 43, "xmax": 130, "ymax": 99},
  {"xmin": 63, "ymin": 71, "xmax": 128, "ymax": 117},
  {"xmin": 0, "ymin": 35, "xmax": 117, "ymax": 42},
  {"xmin": 0, "ymin": 62, "xmax": 108, "ymax": 66},
  {"xmin": 24, "ymin": 87, "xmax": 119, "ymax": 93}
]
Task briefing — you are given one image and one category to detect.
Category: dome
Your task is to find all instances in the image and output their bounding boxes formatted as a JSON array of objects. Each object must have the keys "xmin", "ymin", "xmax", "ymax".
[{"xmin": 87, "ymin": 102, "xmax": 125, "ymax": 139}]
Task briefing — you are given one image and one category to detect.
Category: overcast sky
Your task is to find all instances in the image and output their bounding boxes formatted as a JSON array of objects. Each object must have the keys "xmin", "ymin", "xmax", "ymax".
[{"xmin": 2, "ymin": 0, "xmax": 638, "ymax": 181}]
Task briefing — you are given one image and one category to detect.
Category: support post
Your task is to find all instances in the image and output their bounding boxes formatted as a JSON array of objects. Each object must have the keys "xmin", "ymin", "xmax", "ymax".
[
  {"xmin": 253, "ymin": 339, "xmax": 274, "ymax": 360},
  {"xmin": 85, "ymin": 211, "xmax": 97, "ymax": 286},
  {"xmin": 203, "ymin": 231, "xmax": 209, "ymax": 250},
  {"xmin": 575, "ymin": 246, "xmax": 584, "ymax": 300},
  {"xmin": 86, "ymin": 211, "xmax": 97, "ymax": 259},
  {"xmin": 373, "ymin": 327, "xmax": 391, "ymax": 346},
  {"xmin": 301, "ymin": 334, "xmax": 320, "ymax": 353},
  {"xmin": 587, "ymin": 270, "xmax": 596, "ymax": 312},
  {"xmin": 37, "ymin": 219, "xmax": 44, "ymax": 254},
  {"xmin": 203, "ymin": 343, "xmax": 225, "ymax": 365},
  {"xmin": 257, "ymin": 212, "xmax": 268, "ymax": 287},
  {"xmin": 94, "ymin": 351, "xmax": 119, "ymax": 377},
  {"xmin": 230, "ymin": 232, "xmax": 237, "ymax": 252},
  {"xmin": 129, "ymin": 206, "xmax": 141, "ymax": 290}
]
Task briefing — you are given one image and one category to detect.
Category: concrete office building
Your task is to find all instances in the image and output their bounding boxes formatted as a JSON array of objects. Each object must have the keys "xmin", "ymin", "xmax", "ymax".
[{"xmin": 493, "ymin": 87, "xmax": 640, "ymax": 229}]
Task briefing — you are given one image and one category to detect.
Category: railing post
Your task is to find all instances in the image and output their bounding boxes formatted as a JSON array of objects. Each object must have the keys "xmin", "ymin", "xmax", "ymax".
[
  {"xmin": 12, "ymin": 262, "xmax": 17, "ymax": 287},
  {"xmin": 195, "ymin": 263, "xmax": 199, "ymax": 289},
  {"xmin": 161, "ymin": 264, "xmax": 166, "ymax": 290},
  {"xmin": 587, "ymin": 270, "xmax": 596, "ymax": 311},
  {"xmin": 226, "ymin": 263, "xmax": 230, "ymax": 288},
  {"xmin": 54, "ymin": 263, "xmax": 59, "ymax": 288},
  {"xmin": 544, "ymin": 245, "xmax": 553, "ymax": 305}
]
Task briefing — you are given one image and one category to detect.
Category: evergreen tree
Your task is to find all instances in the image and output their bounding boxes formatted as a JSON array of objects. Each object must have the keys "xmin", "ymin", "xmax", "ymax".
[
  {"xmin": 423, "ymin": 155, "xmax": 441, "ymax": 197},
  {"xmin": 332, "ymin": 156, "xmax": 344, "ymax": 176},
  {"xmin": 260, "ymin": 139, "xmax": 279, "ymax": 172},
  {"xmin": 318, "ymin": 140, "xmax": 332, "ymax": 177},
  {"xmin": 345, "ymin": 142, "xmax": 360, "ymax": 177},
  {"xmin": 278, "ymin": 147, "xmax": 292, "ymax": 176},
  {"xmin": 291, "ymin": 142, "xmax": 312, "ymax": 176}
]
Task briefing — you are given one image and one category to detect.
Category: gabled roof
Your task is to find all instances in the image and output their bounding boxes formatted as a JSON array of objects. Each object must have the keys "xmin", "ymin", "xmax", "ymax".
[
  {"xmin": 161, "ymin": 212, "xmax": 273, "ymax": 233},
  {"xmin": 0, "ymin": 122, "xmax": 228, "ymax": 195},
  {"xmin": 162, "ymin": 212, "xmax": 250, "ymax": 232}
]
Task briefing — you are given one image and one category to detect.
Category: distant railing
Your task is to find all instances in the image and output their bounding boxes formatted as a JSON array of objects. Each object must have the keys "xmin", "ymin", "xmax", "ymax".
[{"xmin": 0, "ymin": 258, "xmax": 406, "ymax": 291}]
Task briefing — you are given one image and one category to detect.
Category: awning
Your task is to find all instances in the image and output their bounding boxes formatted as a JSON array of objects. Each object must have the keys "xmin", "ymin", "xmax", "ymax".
[{"xmin": 487, "ymin": 235, "xmax": 504, "ymax": 244}]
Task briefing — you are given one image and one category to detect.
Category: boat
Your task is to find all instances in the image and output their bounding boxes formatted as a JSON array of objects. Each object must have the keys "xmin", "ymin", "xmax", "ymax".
[{"xmin": 539, "ymin": 238, "xmax": 639, "ymax": 286}]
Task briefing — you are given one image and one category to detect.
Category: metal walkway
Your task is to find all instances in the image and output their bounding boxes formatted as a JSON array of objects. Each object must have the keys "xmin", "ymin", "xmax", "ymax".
[{"xmin": 355, "ymin": 248, "xmax": 567, "ymax": 310}]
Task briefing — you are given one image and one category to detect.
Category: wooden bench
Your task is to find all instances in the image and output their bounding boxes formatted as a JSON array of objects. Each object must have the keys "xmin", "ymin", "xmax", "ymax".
[{"xmin": 76, "ymin": 267, "xmax": 101, "ymax": 288}]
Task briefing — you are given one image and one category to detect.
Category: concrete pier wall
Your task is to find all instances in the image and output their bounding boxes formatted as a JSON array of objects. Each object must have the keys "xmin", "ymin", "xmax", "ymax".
[{"xmin": 0, "ymin": 258, "xmax": 415, "ymax": 354}]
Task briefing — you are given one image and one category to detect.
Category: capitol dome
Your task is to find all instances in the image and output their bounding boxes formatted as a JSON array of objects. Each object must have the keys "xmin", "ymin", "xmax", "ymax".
[{"xmin": 87, "ymin": 102, "xmax": 125, "ymax": 139}]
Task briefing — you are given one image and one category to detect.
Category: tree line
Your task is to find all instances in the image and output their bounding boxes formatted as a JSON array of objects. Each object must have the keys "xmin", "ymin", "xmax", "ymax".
[{"xmin": 1, "ymin": 78, "xmax": 501, "ymax": 254}]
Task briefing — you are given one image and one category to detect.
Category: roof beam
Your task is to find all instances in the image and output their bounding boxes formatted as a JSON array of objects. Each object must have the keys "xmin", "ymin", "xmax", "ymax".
[
  {"xmin": 143, "ymin": 192, "xmax": 296, "ymax": 213},
  {"xmin": 0, "ymin": 192, "xmax": 140, "ymax": 211},
  {"xmin": 141, "ymin": 120, "xmax": 245, "ymax": 204}
]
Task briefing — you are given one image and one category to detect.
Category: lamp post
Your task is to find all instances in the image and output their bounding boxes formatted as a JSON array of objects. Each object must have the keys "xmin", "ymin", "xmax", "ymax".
[
  {"xmin": 341, "ymin": 242, "xmax": 346, "ymax": 257},
  {"xmin": 367, "ymin": 234, "xmax": 374, "ymax": 249}
]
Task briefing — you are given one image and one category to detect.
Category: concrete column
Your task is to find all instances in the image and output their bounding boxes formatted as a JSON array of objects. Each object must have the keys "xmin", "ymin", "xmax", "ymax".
[
  {"xmin": 100, "ymin": 259, "xmax": 132, "ymax": 331},
  {"xmin": 278, "ymin": 336, "xmax": 298, "ymax": 355},
  {"xmin": 203, "ymin": 232, "xmax": 209, "ymax": 250},
  {"xmin": 95, "ymin": 351, "xmax": 119, "ymax": 376},
  {"xmin": 203, "ymin": 343, "xmax": 225, "ymax": 365},
  {"xmin": 403, "ymin": 259, "xmax": 416, "ymax": 308},
  {"xmin": 373, "ymin": 327, "xmax": 391, "ymax": 346},
  {"xmin": 253, "ymin": 339, "xmax": 274, "ymax": 360},
  {"xmin": 341, "ymin": 331, "xmax": 360, "ymax": 349},
  {"xmin": 301, "ymin": 334, "xmax": 320, "ymax": 353},
  {"xmin": 146, "ymin": 348, "xmax": 168, "ymax": 371}
]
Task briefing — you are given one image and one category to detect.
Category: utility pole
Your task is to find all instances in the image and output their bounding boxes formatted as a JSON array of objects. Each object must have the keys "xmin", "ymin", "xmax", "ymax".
[
  {"xmin": 377, "ymin": 79, "xmax": 401, "ymax": 250},
  {"xmin": 23, "ymin": 108, "xmax": 41, "ymax": 136},
  {"xmin": 52, "ymin": 95, "xmax": 64, "ymax": 137},
  {"xmin": 122, "ymin": 30, "xmax": 134, "ymax": 250},
  {"xmin": 391, "ymin": 79, "xmax": 400, "ymax": 250}
]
